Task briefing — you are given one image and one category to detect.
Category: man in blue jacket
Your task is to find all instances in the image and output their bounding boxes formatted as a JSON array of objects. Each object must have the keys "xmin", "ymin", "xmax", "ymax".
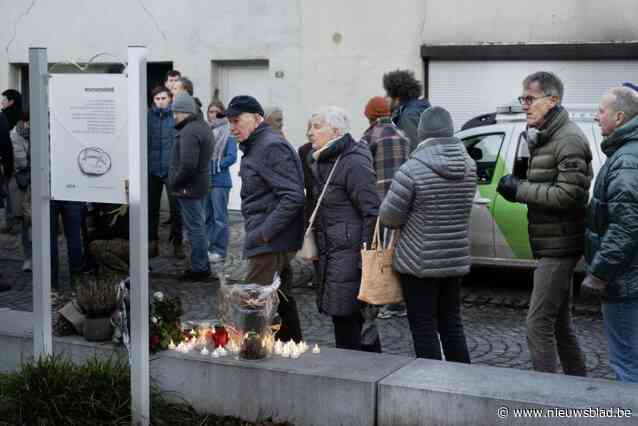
[
  {"xmin": 586, "ymin": 86, "xmax": 638, "ymax": 382},
  {"xmin": 383, "ymin": 69, "xmax": 431, "ymax": 153},
  {"xmin": 221, "ymin": 95, "xmax": 305, "ymax": 342},
  {"xmin": 148, "ymin": 86, "xmax": 184, "ymax": 259}
]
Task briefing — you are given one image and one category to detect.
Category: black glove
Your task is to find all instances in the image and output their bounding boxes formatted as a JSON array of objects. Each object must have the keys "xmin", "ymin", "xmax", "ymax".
[{"xmin": 497, "ymin": 174, "xmax": 520, "ymax": 202}]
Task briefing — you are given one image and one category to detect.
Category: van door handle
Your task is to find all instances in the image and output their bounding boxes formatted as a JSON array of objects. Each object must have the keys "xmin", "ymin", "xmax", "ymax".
[{"xmin": 474, "ymin": 198, "xmax": 490, "ymax": 206}]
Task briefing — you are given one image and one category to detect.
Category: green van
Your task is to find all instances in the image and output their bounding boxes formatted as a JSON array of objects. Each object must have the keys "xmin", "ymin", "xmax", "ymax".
[{"xmin": 456, "ymin": 103, "xmax": 605, "ymax": 270}]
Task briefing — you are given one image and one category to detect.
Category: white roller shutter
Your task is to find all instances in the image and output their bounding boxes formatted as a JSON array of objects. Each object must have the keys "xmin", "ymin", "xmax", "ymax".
[{"xmin": 429, "ymin": 60, "xmax": 638, "ymax": 130}]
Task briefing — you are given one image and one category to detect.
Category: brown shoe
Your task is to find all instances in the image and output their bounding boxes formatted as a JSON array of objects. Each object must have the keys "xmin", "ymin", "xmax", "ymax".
[
  {"xmin": 173, "ymin": 242, "xmax": 185, "ymax": 260},
  {"xmin": 149, "ymin": 240, "xmax": 160, "ymax": 258}
]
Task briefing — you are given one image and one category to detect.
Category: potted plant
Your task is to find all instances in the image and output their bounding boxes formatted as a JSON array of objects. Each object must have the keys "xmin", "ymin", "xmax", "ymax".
[{"xmin": 77, "ymin": 276, "xmax": 119, "ymax": 342}]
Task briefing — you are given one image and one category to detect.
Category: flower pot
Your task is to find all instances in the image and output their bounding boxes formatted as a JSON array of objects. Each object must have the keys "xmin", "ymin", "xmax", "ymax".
[{"xmin": 83, "ymin": 317, "xmax": 113, "ymax": 342}]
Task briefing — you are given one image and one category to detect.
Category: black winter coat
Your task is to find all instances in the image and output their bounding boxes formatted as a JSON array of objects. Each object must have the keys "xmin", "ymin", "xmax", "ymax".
[
  {"xmin": 239, "ymin": 122, "xmax": 305, "ymax": 258},
  {"xmin": 311, "ymin": 134, "xmax": 380, "ymax": 316},
  {"xmin": 169, "ymin": 114, "xmax": 214, "ymax": 199}
]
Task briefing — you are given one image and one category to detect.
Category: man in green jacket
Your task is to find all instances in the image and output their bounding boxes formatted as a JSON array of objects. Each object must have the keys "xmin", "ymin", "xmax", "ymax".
[
  {"xmin": 497, "ymin": 71, "xmax": 592, "ymax": 376},
  {"xmin": 585, "ymin": 87, "xmax": 638, "ymax": 383}
]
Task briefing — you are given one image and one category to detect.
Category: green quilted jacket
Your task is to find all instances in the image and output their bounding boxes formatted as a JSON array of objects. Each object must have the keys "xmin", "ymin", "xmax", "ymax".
[
  {"xmin": 515, "ymin": 107, "xmax": 593, "ymax": 258},
  {"xmin": 585, "ymin": 115, "xmax": 638, "ymax": 301}
]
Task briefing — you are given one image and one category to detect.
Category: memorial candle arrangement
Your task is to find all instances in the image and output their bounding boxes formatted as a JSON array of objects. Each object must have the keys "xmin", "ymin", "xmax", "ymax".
[{"xmin": 168, "ymin": 322, "xmax": 320, "ymax": 361}]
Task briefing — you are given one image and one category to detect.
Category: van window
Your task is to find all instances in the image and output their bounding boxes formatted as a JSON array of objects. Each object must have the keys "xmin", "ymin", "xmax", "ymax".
[
  {"xmin": 463, "ymin": 133, "xmax": 505, "ymax": 184},
  {"xmin": 513, "ymin": 133, "xmax": 530, "ymax": 180}
]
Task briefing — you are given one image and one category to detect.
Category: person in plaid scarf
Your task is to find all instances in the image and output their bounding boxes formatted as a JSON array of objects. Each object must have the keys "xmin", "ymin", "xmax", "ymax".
[
  {"xmin": 360, "ymin": 96, "xmax": 410, "ymax": 319},
  {"xmin": 361, "ymin": 96, "xmax": 410, "ymax": 201}
]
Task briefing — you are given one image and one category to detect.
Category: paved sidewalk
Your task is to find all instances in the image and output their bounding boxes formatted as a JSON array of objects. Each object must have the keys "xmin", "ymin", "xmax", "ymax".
[{"xmin": 0, "ymin": 211, "xmax": 614, "ymax": 380}]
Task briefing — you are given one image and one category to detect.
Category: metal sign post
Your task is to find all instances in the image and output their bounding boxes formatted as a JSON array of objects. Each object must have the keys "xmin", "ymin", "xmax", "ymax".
[
  {"xmin": 29, "ymin": 47, "xmax": 52, "ymax": 357},
  {"xmin": 127, "ymin": 46, "xmax": 149, "ymax": 426}
]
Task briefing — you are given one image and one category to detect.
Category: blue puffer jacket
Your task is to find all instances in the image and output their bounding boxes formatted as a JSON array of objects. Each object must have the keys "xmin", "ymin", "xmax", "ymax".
[
  {"xmin": 148, "ymin": 105, "xmax": 175, "ymax": 177},
  {"xmin": 585, "ymin": 115, "xmax": 638, "ymax": 301},
  {"xmin": 210, "ymin": 136, "xmax": 238, "ymax": 188}
]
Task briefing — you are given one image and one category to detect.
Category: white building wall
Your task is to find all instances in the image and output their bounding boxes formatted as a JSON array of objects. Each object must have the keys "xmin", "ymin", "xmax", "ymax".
[{"xmin": 0, "ymin": 0, "xmax": 637, "ymax": 144}]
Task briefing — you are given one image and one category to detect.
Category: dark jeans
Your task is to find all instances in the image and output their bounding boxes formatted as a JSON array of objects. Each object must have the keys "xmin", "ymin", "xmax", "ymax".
[
  {"xmin": 400, "ymin": 273, "xmax": 470, "ymax": 363},
  {"xmin": 148, "ymin": 174, "xmax": 182, "ymax": 243},
  {"xmin": 246, "ymin": 252, "xmax": 303, "ymax": 343},
  {"xmin": 332, "ymin": 311, "xmax": 382, "ymax": 353},
  {"xmin": 527, "ymin": 256, "xmax": 586, "ymax": 376},
  {"xmin": 204, "ymin": 186, "xmax": 230, "ymax": 257},
  {"xmin": 50, "ymin": 201, "xmax": 85, "ymax": 288}
]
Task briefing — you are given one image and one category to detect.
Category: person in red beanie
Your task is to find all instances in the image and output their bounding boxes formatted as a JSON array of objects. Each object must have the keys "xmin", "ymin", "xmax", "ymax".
[{"xmin": 360, "ymin": 96, "xmax": 410, "ymax": 320}]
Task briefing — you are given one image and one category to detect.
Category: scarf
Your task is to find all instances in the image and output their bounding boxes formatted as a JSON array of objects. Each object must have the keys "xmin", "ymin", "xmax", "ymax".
[{"xmin": 211, "ymin": 119, "xmax": 231, "ymax": 174}]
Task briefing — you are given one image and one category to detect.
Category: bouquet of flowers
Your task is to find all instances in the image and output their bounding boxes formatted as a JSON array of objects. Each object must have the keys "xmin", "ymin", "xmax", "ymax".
[{"xmin": 149, "ymin": 291, "xmax": 184, "ymax": 353}]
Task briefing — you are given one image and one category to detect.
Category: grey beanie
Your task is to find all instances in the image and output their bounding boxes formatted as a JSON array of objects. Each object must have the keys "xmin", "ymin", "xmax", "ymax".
[
  {"xmin": 418, "ymin": 106, "xmax": 454, "ymax": 140},
  {"xmin": 172, "ymin": 93, "xmax": 196, "ymax": 114}
]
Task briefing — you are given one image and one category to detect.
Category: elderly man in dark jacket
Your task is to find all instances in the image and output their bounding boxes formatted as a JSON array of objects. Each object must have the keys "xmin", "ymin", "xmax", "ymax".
[
  {"xmin": 148, "ymin": 86, "xmax": 183, "ymax": 259},
  {"xmin": 222, "ymin": 95, "xmax": 305, "ymax": 343},
  {"xmin": 586, "ymin": 87, "xmax": 638, "ymax": 383},
  {"xmin": 308, "ymin": 106, "xmax": 380, "ymax": 351},
  {"xmin": 169, "ymin": 93, "xmax": 214, "ymax": 282},
  {"xmin": 497, "ymin": 72, "xmax": 592, "ymax": 376},
  {"xmin": 380, "ymin": 106, "xmax": 476, "ymax": 362}
]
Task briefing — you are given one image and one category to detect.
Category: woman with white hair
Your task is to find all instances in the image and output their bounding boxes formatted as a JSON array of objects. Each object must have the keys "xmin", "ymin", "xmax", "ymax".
[{"xmin": 307, "ymin": 106, "xmax": 381, "ymax": 351}]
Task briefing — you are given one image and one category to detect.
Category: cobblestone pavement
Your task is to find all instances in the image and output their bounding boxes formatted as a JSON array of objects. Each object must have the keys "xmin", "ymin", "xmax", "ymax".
[{"xmin": 0, "ymin": 211, "xmax": 614, "ymax": 380}]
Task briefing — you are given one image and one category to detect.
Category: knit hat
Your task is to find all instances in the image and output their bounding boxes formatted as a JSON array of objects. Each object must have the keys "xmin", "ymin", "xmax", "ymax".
[
  {"xmin": 172, "ymin": 93, "xmax": 196, "ymax": 114},
  {"xmin": 418, "ymin": 106, "xmax": 454, "ymax": 140},
  {"xmin": 364, "ymin": 96, "xmax": 390, "ymax": 121}
]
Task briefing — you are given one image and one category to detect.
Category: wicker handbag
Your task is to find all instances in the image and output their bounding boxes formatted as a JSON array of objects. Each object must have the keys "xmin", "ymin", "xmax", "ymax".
[
  {"xmin": 298, "ymin": 156, "xmax": 341, "ymax": 261},
  {"xmin": 358, "ymin": 219, "xmax": 403, "ymax": 305}
]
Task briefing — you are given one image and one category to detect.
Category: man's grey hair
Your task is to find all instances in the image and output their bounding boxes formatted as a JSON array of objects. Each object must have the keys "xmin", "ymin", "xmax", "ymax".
[
  {"xmin": 609, "ymin": 87, "xmax": 638, "ymax": 121},
  {"xmin": 523, "ymin": 71, "xmax": 564, "ymax": 104},
  {"xmin": 178, "ymin": 76, "xmax": 194, "ymax": 96},
  {"xmin": 312, "ymin": 106, "xmax": 351, "ymax": 134}
]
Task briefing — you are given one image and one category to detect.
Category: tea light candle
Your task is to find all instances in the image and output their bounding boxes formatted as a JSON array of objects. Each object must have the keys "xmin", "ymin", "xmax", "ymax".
[
  {"xmin": 211, "ymin": 349, "xmax": 220, "ymax": 358},
  {"xmin": 217, "ymin": 347, "xmax": 228, "ymax": 357},
  {"xmin": 312, "ymin": 344, "xmax": 320, "ymax": 354},
  {"xmin": 200, "ymin": 347, "xmax": 209, "ymax": 356},
  {"xmin": 168, "ymin": 339, "xmax": 176, "ymax": 350}
]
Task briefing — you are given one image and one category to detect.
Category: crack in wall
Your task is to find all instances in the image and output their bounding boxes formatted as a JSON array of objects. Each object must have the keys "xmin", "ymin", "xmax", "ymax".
[
  {"xmin": 5, "ymin": 0, "xmax": 38, "ymax": 59},
  {"xmin": 137, "ymin": 0, "xmax": 168, "ymax": 44}
]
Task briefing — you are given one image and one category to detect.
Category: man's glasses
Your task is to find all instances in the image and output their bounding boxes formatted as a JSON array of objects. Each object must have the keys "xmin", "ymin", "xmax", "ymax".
[{"xmin": 517, "ymin": 95, "xmax": 552, "ymax": 106}]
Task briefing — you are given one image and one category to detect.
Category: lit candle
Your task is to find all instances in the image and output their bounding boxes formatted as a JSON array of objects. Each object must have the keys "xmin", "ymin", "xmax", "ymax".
[
  {"xmin": 168, "ymin": 339, "xmax": 176, "ymax": 350},
  {"xmin": 201, "ymin": 347, "xmax": 209, "ymax": 356},
  {"xmin": 217, "ymin": 347, "xmax": 228, "ymax": 357},
  {"xmin": 312, "ymin": 344, "xmax": 320, "ymax": 354},
  {"xmin": 211, "ymin": 349, "xmax": 220, "ymax": 358}
]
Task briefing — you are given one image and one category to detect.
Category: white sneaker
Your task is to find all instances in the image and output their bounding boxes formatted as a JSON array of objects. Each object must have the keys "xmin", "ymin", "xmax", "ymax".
[
  {"xmin": 208, "ymin": 251, "xmax": 224, "ymax": 263},
  {"xmin": 22, "ymin": 259, "xmax": 32, "ymax": 272}
]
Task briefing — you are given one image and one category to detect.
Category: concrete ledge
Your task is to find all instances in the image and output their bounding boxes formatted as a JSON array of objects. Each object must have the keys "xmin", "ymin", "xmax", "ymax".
[
  {"xmin": 0, "ymin": 310, "xmax": 411, "ymax": 426},
  {"xmin": 378, "ymin": 359, "xmax": 638, "ymax": 426},
  {"xmin": 154, "ymin": 348, "xmax": 411, "ymax": 425}
]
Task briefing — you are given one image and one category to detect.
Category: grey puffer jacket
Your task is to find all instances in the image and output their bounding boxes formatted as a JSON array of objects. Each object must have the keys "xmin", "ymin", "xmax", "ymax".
[{"xmin": 379, "ymin": 137, "xmax": 477, "ymax": 277}]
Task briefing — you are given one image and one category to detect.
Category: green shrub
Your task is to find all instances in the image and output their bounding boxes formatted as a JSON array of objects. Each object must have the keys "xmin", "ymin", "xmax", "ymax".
[{"xmin": 0, "ymin": 355, "xmax": 292, "ymax": 426}]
